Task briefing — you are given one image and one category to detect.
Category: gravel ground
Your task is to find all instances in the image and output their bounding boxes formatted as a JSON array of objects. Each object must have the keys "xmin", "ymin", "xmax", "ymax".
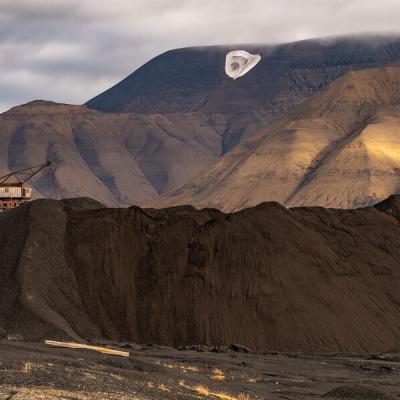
[{"xmin": 0, "ymin": 340, "xmax": 400, "ymax": 399}]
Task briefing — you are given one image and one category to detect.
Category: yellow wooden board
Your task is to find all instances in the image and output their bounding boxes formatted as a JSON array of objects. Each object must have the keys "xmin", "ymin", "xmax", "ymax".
[{"xmin": 45, "ymin": 340, "xmax": 129, "ymax": 358}]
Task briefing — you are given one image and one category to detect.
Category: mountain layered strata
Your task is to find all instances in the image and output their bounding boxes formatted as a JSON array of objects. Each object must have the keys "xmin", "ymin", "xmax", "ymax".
[
  {"xmin": 0, "ymin": 101, "xmax": 260, "ymax": 205},
  {"xmin": 152, "ymin": 65, "xmax": 400, "ymax": 211}
]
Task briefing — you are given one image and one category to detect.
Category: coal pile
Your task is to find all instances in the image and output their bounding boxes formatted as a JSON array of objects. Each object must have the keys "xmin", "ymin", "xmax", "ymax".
[{"xmin": 1, "ymin": 196, "xmax": 400, "ymax": 353}]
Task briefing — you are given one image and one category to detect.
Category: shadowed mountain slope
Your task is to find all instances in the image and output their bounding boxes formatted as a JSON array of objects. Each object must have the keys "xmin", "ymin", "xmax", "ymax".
[
  {"xmin": 0, "ymin": 100, "xmax": 279, "ymax": 205},
  {"xmin": 2, "ymin": 197, "xmax": 400, "ymax": 353},
  {"xmin": 0, "ymin": 101, "xmax": 247, "ymax": 205},
  {"xmin": 151, "ymin": 65, "xmax": 400, "ymax": 211},
  {"xmin": 87, "ymin": 36, "xmax": 400, "ymax": 116}
]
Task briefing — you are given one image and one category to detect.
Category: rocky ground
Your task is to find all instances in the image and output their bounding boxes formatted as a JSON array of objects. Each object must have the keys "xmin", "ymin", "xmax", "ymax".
[{"xmin": 0, "ymin": 340, "xmax": 399, "ymax": 399}]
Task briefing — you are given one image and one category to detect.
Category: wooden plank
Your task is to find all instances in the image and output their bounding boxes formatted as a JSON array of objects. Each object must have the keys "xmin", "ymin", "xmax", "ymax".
[{"xmin": 45, "ymin": 340, "xmax": 129, "ymax": 358}]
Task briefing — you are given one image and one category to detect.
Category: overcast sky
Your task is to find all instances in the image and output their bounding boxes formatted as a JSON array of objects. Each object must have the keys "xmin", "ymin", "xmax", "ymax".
[{"xmin": 0, "ymin": 0, "xmax": 399, "ymax": 112}]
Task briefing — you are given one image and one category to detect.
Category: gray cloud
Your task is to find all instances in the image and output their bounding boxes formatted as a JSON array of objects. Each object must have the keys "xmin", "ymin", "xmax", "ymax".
[{"xmin": 0, "ymin": 0, "xmax": 399, "ymax": 112}]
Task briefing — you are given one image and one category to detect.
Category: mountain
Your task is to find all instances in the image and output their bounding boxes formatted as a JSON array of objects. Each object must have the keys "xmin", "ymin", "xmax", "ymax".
[
  {"xmin": 87, "ymin": 35, "xmax": 400, "ymax": 114},
  {"xmin": 2, "ymin": 36, "xmax": 400, "ymax": 206},
  {"xmin": 0, "ymin": 101, "xmax": 245, "ymax": 205},
  {"xmin": 151, "ymin": 64, "xmax": 400, "ymax": 211},
  {"xmin": 3, "ymin": 196, "xmax": 400, "ymax": 353},
  {"xmin": 87, "ymin": 35, "xmax": 400, "ymax": 148}
]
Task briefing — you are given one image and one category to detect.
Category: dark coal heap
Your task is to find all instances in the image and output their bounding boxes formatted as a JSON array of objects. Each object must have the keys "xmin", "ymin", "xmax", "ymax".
[{"xmin": 1, "ymin": 196, "xmax": 400, "ymax": 353}]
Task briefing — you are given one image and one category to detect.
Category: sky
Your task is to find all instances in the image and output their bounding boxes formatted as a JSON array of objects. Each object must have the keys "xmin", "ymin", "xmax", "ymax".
[{"xmin": 0, "ymin": 0, "xmax": 399, "ymax": 112}]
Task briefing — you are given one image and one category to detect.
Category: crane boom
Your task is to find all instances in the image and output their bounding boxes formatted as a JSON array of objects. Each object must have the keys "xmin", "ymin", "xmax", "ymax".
[
  {"xmin": 0, "ymin": 161, "xmax": 52, "ymax": 185},
  {"xmin": 0, "ymin": 161, "xmax": 52, "ymax": 212}
]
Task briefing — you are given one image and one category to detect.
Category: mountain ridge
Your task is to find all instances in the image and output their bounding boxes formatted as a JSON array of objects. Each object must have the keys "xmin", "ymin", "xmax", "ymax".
[
  {"xmin": 0, "ymin": 102, "xmax": 234, "ymax": 205},
  {"xmin": 87, "ymin": 35, "xmax": 400, "ymax": 115},
  {"xmin": 150, "ymin": 65, "xmax": 400, "ymax": 211}
]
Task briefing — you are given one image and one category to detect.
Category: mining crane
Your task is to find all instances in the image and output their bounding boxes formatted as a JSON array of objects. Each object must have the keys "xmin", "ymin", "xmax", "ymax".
[{"xmin": 0, "ymin": 161, "xmax": 52, "ymax": 212}]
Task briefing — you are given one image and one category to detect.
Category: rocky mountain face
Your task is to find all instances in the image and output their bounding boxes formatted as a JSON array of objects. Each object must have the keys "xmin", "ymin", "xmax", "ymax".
[
  {"xmin": 87, "ymin": 35, "xmax": 400, "ymax": 154},
  {"xmin": 87, "ymin": 36, "xmax": 400, "ymax": 115},
  {"xmin": 2, "ymin": 36, "xmax": 400, "ymax": 206},
  {"xmin": 151, "ymin": 65, "xmax": 400, "ymax": 211},
  {"xmin": 0, "ymin": 101, "xmax": 246, "ymax": 205},
  {"xmin": 0, "ymin": 101, "xmax": 276, "ymax": 205},
  {"xmin": 3, "ymin": 197, "xmax": 400, "ymax": 353}
]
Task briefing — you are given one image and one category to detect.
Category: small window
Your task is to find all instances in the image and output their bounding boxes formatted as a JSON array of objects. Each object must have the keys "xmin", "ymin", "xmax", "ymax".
[{"xmin": 4, "ymin": 188, "xmax": 9, "ymax": 193}]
